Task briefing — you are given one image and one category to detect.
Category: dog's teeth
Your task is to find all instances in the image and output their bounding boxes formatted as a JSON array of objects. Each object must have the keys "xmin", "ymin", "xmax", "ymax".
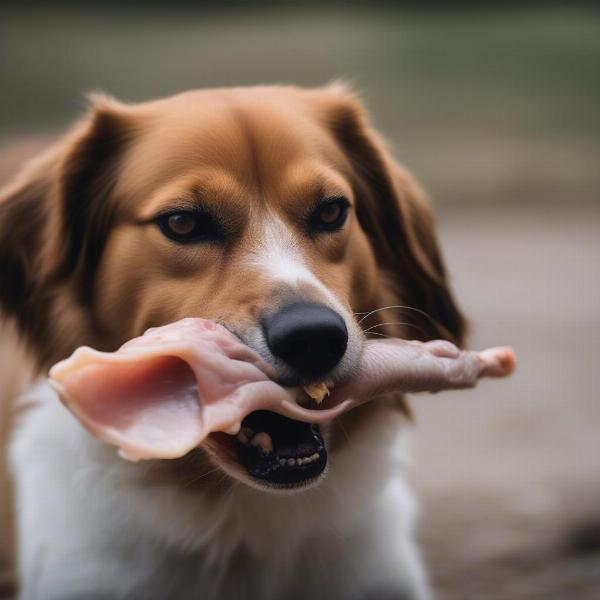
[
  {"xmin": 250, "ymin": 432, "xmax": 273, "ymax": 454},
  {"xmin": 236, "ymin": 427, "xmax": 254, "ymax": 444},
  {"xmin": 275, "ymin": 453, "xmax": 320, "ymax": 467}
]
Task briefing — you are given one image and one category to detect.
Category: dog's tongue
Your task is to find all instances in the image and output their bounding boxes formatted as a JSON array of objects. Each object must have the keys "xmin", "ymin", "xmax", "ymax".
[{"xmin": 49, "ymin": 318, "xmax": 515, "ymax": 462}]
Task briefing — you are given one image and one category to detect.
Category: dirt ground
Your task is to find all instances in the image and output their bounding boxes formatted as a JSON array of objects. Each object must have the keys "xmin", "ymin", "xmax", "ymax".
[
  {"xmin": 1, "ymin": 141, "xmax": 599, "ymax": 598},
  {"xmin": 413, "ymin": 206, "xmax": 600, "ymax": 599}
]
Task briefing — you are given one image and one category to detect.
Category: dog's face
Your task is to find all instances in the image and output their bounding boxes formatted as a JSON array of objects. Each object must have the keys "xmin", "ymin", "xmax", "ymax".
[
  {"xmin": 0, "ymin": 85, "xmax": 465, "ymax": 491},
  {"xmin": 93, "ymin": 88, "xmax": 377, "ymax": 384}
]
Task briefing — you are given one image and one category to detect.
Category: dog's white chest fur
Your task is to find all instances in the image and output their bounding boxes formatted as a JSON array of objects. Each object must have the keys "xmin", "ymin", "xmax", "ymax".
[{"xmin": 10, "ymin": 380, "xmax": 429, "ymax": 600}]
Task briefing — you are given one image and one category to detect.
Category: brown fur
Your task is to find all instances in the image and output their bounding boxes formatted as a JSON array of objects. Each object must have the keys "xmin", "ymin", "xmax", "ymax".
[{"xmin": 0, "ymin": 84, "xmax": 465, "ymax": 592}]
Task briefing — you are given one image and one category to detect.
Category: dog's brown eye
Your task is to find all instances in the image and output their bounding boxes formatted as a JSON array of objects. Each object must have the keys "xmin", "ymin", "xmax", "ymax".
[
  {"xmin": 156, "ymin": 210, "xmax": 223, "ymax": 244},
  {"xmin": 319, "ymin": 203, "xmax": 342, "ymax": 225},
  {"xmin": 167, "ymin": 214, "xmax": 196, "ymax": 236},
  {"xmin": 310, "ymin": 198, "xmax": 350, "ymax": 233}
]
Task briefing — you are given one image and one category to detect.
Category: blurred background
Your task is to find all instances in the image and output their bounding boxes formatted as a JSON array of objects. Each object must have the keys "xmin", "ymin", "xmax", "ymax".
[{"xmin": 1, "ymin": 1, "xmax": 599, "ymax": 598}]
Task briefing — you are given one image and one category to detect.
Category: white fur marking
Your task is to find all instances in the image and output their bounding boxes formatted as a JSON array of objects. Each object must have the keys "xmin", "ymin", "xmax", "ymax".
[{"xmin": 248, "ymin": 216, "xmax": 341, "ymax": 308}]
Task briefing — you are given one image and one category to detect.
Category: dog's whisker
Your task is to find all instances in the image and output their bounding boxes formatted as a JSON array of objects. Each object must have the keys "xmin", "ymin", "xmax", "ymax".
[
  {"xmin": 357, "ymin": 304, "xmax": 437, "ymax": 326},
  {"xmin": 337, "ymin": 419, "xmax": 351, "ymax": 445},
  {"xmin": 362, "ymin": 320, "xmax": 429, "ymax": 338},
  {"xmin": 183, "ymin": 466, "xmax": 224, "ymax": 487},
  {"xmin": 362, "ymin": 321, "xmax": 414, "ymax": 333},
  {"xmin": 364, "ymin": 331, "xmax": 392, "ymax": 339}
]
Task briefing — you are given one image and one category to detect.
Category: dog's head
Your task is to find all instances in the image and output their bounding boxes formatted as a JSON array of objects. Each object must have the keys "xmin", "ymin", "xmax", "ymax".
[{"xmin": 0, "ymin": 84, "xmax": 465, "ymax": 490}]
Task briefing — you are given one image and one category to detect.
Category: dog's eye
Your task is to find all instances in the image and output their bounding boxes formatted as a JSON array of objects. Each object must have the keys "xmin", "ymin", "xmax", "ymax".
[
  {"xmin": 156, "ymin": 211, "xmax": 223, "ymax": 243},
  {"xmin": 310, "ymin": 198, "xmax": 350, "ymax": 233}
]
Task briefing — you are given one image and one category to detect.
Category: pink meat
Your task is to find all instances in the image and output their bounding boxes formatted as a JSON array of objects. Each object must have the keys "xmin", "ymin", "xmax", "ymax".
[{"xmin": 49, "ymin": 318, "xmax": 515, "ymax": 462}]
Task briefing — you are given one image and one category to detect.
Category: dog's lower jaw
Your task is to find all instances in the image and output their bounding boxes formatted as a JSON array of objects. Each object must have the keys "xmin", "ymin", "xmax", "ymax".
[{"xmin": 10, "ymin": 379, "xmax": 430, "ymax": 600}]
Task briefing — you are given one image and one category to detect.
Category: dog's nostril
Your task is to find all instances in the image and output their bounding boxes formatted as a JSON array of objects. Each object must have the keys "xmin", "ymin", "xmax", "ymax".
[{"xmin": 263, "ymin": 303, "xmax": 348, "ymax": 379}]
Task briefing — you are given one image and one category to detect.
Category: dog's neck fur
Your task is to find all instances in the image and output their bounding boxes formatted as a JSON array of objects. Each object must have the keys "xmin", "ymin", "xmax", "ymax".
[{"xmin": 9, "ymin": 378, "xmax": 429, "ymax": 600}]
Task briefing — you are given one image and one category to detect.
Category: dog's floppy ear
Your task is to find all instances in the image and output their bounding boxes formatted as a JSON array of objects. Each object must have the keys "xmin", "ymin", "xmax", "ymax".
[
  {"xmin": 312, "ymin": 84, "xmax": 467, "ymax": 345},
  {"xmin": 0, "ymin": 94, "xmax": 134, "ymax": 367}
]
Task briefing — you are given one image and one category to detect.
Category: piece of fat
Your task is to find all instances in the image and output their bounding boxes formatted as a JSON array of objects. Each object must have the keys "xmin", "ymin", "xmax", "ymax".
[{"xmin": 303, "ymin": 381, "xmax": 333, "ymax": 404}]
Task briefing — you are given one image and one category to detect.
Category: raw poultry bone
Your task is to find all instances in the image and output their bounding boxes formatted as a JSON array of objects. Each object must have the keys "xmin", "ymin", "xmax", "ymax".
[{"xmin": 49, "ymin": 318, "xmax": 515, "ymax": 461}]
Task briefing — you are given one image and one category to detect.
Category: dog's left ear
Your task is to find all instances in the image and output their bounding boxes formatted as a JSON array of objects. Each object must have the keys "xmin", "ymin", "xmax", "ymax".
[
  {"xmin": 309, "ymin": 84, "xmax": 467, "ymax": 346},
  {"xmin": 0, "ymin": 94, "xmax": 134, "ymax": 367}
]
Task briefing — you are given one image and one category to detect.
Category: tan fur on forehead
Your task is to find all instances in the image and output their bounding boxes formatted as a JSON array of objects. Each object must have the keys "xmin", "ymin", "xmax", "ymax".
[{"xmin": 114, "ymin": 91, "xmax": 350, "ymax": 206}]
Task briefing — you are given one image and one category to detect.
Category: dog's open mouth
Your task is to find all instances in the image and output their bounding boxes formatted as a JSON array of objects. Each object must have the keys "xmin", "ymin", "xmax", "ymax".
[{"xmin": 229, "ymin": 410, "xmax": 326, "ymax": 486}]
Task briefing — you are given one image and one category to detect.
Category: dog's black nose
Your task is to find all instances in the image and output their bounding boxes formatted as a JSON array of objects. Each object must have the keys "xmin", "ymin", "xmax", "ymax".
[{"xmin": 263, "ymin": 303, "xmax": 348, "ymax": 379}]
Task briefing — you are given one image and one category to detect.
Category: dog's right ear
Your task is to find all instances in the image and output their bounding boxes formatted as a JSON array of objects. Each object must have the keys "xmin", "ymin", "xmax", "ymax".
[{"xmin": 0, "ymin": 95, "xmax": 133, "ymax": 368}]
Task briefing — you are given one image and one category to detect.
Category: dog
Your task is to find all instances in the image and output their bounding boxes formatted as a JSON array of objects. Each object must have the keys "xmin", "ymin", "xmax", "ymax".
[{"xmin": 0, "ymin": 84, "xmax": 465, "ymax": 600}]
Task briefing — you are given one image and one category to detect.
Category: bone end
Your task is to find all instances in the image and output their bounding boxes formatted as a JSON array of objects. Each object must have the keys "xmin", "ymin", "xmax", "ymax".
[{"xmin": 480, "ymin": 346, "xmax": 517, "ymax": 378}]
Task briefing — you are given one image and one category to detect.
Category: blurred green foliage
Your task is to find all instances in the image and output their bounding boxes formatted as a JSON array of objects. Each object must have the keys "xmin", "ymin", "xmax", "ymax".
[{"xmin": 1, "ymin": 4, "xmax": 598, "ymax": 204}]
